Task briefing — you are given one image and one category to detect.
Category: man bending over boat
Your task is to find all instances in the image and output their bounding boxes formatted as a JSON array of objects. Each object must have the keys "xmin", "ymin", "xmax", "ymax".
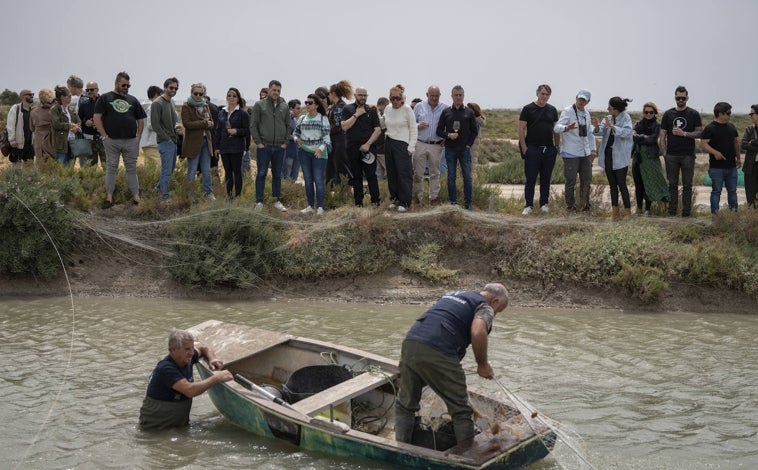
[
  {"xmin": 139, "ymin": 329, "xmax": 233, "ymax": 430},
  {"xmin": 395, "ymin": 283, "xmax": 509, "ymax": 445}
]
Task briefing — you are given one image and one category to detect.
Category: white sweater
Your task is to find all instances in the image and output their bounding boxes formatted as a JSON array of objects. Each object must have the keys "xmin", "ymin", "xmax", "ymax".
[{"xmin": 382, "ymin": 104, "xmax": 418, "ymax": 153}]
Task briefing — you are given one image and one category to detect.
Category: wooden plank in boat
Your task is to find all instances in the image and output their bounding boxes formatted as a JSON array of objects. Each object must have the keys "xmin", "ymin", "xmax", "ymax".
[
  {"xmin": 188, "ymin": 321, "xmax": 291, "ymax": 365},
  {"xmin": 291, "ymin": 371, "xmax": 396, "ymax": 416}
]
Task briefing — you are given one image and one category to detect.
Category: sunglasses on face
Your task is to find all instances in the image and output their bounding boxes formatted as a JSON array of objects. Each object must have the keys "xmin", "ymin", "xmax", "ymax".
[
  {"xmin": 85, "ymin": 88, "xmax": 97, "ymax": 92},
  {"xmin": 389, "ymin": 96, "xmax": 402, "ymax": 102},
  {"xmin": 192, "ymin": 92, "xmax": 204, "ymax": 97},
  {"xmin": 643, "ymin": 110, "xmax": 655, "ymax": 115},
  {"xmin": 304, "ymin": 101, "xmax": 314, "ymax": 105},
  {"xmin": 120, "ymin": 83, "xmax": 131, "ymax": 88},
  {"xmin": 675, "ymin": 96, "xmax": 687, "ymax": 101},
  {"xmin": 24, "ymin": 93, "xmax": 34, "ymax": 97},
  {"xmin": 750, "ymin": 112, "xmax": 756, "ymax": 116},
  {"xmin": 167, "ymin": 86, "xmax": 177, "ymax": 91}
]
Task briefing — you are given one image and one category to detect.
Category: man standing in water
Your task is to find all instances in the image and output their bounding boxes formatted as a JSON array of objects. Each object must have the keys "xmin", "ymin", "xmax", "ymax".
[
  {"xmin": 395, "ymin": 283, "xmax": 509, "ymax": 445},
  {"xmin": 139, "ymin": 330, "xmax": 233, "ymax": 430}
]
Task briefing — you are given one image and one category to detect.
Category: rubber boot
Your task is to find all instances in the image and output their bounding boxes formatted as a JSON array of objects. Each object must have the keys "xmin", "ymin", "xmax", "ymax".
[{"xmin": 611, "ymin": 206, "xmax": 620, "ymax": 221}]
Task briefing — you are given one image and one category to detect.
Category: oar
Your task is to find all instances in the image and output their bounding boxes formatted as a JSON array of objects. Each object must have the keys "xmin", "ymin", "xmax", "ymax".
[{"xmin": 235, "ymin": 374, "xmax": 294, "ymax": 409}]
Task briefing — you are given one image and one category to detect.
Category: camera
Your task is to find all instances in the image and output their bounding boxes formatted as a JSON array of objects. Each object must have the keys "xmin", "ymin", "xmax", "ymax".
[{"xmin": 578, "ymin": 124, "xmax": 588, "ymax": 137}]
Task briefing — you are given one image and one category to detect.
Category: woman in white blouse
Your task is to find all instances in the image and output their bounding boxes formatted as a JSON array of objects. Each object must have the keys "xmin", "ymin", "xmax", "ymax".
[{"xmin": 381, "ymin": 84, "xmax": 418, "ymax": 212}]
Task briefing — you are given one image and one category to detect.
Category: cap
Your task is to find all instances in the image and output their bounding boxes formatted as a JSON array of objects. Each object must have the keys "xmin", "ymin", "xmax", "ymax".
[
  {"xmin": 576, "ymin": 90, "xmax": 591, "ymax": 101},
  {"xmin": 20, "ymin": 89, "xmax": 33, "ymax": 96},
  {"xmin": 361, "ymin": 151, "xmax": 375, "ymax": 164}
]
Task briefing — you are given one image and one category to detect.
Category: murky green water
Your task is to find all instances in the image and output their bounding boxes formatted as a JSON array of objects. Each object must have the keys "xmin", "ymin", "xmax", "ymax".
[{"xmin": 1, "ymin": 297, "xmax": 756, "ymax": 469}]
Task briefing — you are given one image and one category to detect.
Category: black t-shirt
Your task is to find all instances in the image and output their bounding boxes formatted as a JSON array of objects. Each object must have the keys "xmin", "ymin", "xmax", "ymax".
[
  {"xmin": 342, "ymin": 103, "xmax": 380, "ymax": 148},
  {"xmin": 93, "ymin": 91, "xmax": 147, "ymax": 139},
  {"xmin": 701, "ymin": 121, "xmax": 738, "ymax": 169},
  {"xmin": 519, "ymin": 102, "xmax": 558, "ymax": 146},
  {"xmin": 660, "ymin": 107, "xmax": 702, "ymax": 155},
  {"xmin": 21, "ymin": 107, "xmax": 32, "ymax": 144}
]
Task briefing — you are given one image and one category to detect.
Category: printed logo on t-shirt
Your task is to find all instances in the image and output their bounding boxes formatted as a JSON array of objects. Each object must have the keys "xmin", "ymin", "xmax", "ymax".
[
  {"xmin": 109, "ymin": 99, "xmax": 133, "ymax": 114},
  {"xmin": 673, "ymin": 117, "xmax": 688, "ymax": 129}
]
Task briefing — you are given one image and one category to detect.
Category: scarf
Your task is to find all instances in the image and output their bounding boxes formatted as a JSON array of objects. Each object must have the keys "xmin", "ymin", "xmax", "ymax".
[{"xmin": 186, "ymin": 96, "xmax": 206, "ymax": 108}]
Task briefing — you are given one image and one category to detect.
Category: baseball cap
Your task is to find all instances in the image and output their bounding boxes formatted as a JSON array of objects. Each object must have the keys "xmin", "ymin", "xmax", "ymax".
[
  {"xmin": 576, "ymin": 90, "xmax": 591, "ymax": 101},
  {"xmin": 361, "ymin": 151, "xmax": 375, "ymax": 164}
]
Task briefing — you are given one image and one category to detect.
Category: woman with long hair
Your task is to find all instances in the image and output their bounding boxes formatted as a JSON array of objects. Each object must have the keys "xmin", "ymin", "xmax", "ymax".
[
  {"xmin": 50, "ymin": 85, "xmax": 81, "ymax": 165},
  {"xmin": 30, "ymin": 88, "xmax": 56, "ymax": 161},
  {"xmin": 632, "ymin": 101, "xmax": 669, "ymax": 216},
  {"xmin": 215, "ymin": 87, "xmax": 250, "ymax": 200},
  {"xmin": 294, "ymin": 94, "xmax": 331, "ymax": 215},
  {"xmin": 382, "ymin": 84, "xmax": 418, "ymax": 212},
  {"xmin": 594, "ymin": 97, "xmax": 634, "ymax": 219},
  {"xmin": 181, "ymin": 83, "xmax": 215, "ymax": 201},
  {"xmin": 326, "ymin": 80, "xmax": 353, "ymax": 186}
]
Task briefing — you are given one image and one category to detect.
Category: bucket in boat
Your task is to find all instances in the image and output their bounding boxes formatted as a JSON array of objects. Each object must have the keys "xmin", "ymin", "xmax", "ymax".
[{"xmin": 283, "ymin": 365, "xmax": 353, "ymax": 404}]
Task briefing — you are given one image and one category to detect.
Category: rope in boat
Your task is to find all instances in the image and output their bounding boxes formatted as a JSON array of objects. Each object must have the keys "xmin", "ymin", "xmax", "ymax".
[{"xmin": 12, "ymin": 194, "xmax": 77, "ymax": 470}]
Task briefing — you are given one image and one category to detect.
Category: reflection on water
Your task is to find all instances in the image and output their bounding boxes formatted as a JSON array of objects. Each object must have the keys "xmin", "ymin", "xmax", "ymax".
[{"xmin": 1, "ymin": 297, "xmax": 756, "ymax": 469}]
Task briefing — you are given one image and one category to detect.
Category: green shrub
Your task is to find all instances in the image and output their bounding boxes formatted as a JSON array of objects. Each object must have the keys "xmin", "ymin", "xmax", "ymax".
[
  {"xmin": 0, "ymin": 169, "xmax": 76, "ymax": 278},
  {"xmin": 401, "ymin": 242, "xmax": 458, "ymax": 283},
  {"xmin": 166, "ymin": 208, "xmax": 284, "ymax": 288},
  {"xmin": 612, "ymin": 262, "xmax": 668, "ymax": 303}
]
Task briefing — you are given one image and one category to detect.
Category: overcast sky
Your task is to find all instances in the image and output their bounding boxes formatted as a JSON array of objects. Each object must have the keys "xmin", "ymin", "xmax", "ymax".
[{"xmin": 2, "ymin": 0, "xmax": 756, "ymax": 114}]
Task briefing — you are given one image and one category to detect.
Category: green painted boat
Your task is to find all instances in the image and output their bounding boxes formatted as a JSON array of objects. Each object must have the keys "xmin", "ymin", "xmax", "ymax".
[{"xmin": 190, "ymin": 320, "xmax": 554, "ymax": 469}]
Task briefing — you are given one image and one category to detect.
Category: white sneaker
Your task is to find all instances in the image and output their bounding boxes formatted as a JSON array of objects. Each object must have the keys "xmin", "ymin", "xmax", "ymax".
[
  {"xmin": 300, "ymin": 206, "xmax": 314, "ymax": 214},
  {"xmin": 316, "ymin": 207, "xmax": 324, "ymax": 215},
  {"xmin": 255, "ymin": 202, "xmax": 263, "ymax": 211},
  {"xmin": 540, "ymin": 205, "xmax": 549, "ymax": 213},
  {"xmin": 397, "ymin": 205, "xmax": 407, "ymax": 213},
  {"xmin": 273, "ymin": 200, "xmax": 287, "ymax": 212},
  {"xmin": 643, "ymin": 210, "xmax": 650, "ymax": 217},
  {"xmin": 205, "ymin": 193, "xmax": 216, "ymax": 201},
  {"xmin": 388, "ymin": 203, "xmax": 396, "ymax": 210},
  {"xmin": 522, "ymin": 206, "xmax": 533, "ymax": 215}
]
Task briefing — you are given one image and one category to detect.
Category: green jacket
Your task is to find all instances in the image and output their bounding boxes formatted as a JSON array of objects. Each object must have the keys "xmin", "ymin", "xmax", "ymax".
[
  {"xmin": 249, "ymin": 96, "xmax": 291, "ymax": 146},
  {"xmin": 50, "ymin": 103, "xmax": 81, "ymax": 152}
]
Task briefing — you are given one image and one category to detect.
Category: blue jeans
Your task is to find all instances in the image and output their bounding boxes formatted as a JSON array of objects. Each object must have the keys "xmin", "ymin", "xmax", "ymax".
[
  {"xmin": 157, "ymin": 141, "xmax": 177, "ymax": 199},
  {"xmin": 255, "ymin": 145, "xmax": 285, "ymax": 203},
  {"xmin": 283, "ymin": 140, "xmax": 300, "ymax": 180},
  {"xmin": 186, "ymin": 138, "xmax": 213, "ymax": 195},
  {"xmin": 708, "ymin": 167, "xmax": 738, "ymax": 213},
  {"xmin": 523, "ymin": 145, "xmax": 557, "ymax": 208},
  {"xmin": 445, "ymin": 147, "xmax": 473, "ymax": 209},
  {"xmin": 298, "ymin": 149, "xmax": 327, "ymax": 208},
  {"xmin": 55, "ymin": 150, "xmax": 73, "ymax": 165}
]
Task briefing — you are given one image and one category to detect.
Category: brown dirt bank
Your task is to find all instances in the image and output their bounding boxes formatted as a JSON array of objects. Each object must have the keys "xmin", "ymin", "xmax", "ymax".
[{"xmin": 1, "ymin": 210, "xmax": 754, "ymax": 314}]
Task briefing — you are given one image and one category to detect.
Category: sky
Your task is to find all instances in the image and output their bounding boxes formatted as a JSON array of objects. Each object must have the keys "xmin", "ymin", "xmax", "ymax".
[{"xmin": 2, "ymin": 0, "xmax": 756, "ymax": 114}]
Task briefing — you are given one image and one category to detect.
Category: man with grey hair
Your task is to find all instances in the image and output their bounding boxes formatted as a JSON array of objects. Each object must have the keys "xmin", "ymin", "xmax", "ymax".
[
  {"xmin": 395, "ymin": 282, "xmax": 509, "ymax": 445},
  {"xmin": 414, "ymin": 85, "xmax": 448, "ymax": 204},
  {"xmin": 139, "ymin": 329, "xmax": 233, "ymax": 430},
  {"xmin": 555, "ymin": 90, "xmax": 597, "ymax": 212}
]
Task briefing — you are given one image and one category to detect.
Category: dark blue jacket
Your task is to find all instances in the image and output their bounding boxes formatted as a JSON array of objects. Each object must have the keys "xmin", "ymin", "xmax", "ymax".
[
  {"xmin": 215, "ymin": 107, "xmax": 251, "ymax": 154},
  {"xmin": 405, "ymin": 291, "xmax": 488, "ymax": 359}
]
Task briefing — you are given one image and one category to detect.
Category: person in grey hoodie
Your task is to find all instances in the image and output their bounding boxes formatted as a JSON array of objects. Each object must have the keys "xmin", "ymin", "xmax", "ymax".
[{"xmin": 249, "ymin": 79, "xmax": 291, "ymax": 211}]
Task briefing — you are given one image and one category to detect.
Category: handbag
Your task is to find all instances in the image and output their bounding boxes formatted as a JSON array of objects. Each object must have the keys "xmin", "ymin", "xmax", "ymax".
[
  {"xmin": 0, "ymin": 129, "xmax": 11, "ymax": 157},
  {"xmin": 69, "ymin": 133, "xmax": 93, "ymax": 158}
]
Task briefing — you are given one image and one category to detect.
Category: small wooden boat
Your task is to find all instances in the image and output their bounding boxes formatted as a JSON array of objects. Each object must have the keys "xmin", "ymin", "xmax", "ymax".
[{"xmin": 189, "ymin": 320, "xmax": 554, "ymax": 469}]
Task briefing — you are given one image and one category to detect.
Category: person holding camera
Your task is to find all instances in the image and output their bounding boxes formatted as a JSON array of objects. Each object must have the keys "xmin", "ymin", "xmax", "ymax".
[{"xmin": 555, "ymin": 90, "xmax": 597, "ymax": 212}]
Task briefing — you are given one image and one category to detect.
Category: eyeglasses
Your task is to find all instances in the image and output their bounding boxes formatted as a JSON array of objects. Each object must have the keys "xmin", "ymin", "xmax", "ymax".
[
  {"xmin": 643, "ymin": 110, "xmax": 655, "ymax": 115},
  {"xmin": 85, "ymin": 88, "xmax": 98, "ymax": 92},
  {"xmin": 675, "ymin": 96, "xmax": 688, "ymax": 101},
  {"xmin": 120, "ymin": 83, "xmax": 131, "ymax": 88},
  {"xmin": 389, "ymin": 96, "xmax": 402, "ymax": 102},
  {"xmin": 304, "ymin": 100, "xmax": 314, "ymax": 105},
  {"xmin": 192, "ymin": 92, "xmax": 204, "ymax": 97}
]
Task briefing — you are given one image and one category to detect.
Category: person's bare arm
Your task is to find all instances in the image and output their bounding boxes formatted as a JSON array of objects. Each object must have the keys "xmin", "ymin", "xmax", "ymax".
[
  {"xmin": 171, "ymin": 371, "xmax": 233, "ymax": 398},
  {"xmin": 471, "ymin": 318, "xmax": 493, "ymax": 379}
]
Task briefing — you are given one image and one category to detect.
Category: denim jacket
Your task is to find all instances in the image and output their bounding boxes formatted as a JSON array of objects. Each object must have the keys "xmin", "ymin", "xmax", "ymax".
[{"xmin": 596, "ymin": 111, "xmax": 633, "ymax": 171}]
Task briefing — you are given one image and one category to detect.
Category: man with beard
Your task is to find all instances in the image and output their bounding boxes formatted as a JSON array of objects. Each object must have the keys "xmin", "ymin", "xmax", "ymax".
[
  {"xmin": 341, "ymin": 86, "xmax": 382, "ymax": 206},
  {"xmin": 152, "ymin": 77, "xmax": 181, "ymax": 202},
  {"xmin": 6, "ymin": 89, "xmax": 35, "ymax": 165},
  {"xmin": 659, "ymin": 85, "xmax": 703, "ymax": 217}
]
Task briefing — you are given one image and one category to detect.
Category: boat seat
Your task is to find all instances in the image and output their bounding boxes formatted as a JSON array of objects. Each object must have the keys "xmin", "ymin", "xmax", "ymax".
[{"xmin": 291, "ymin": 371, "xmax": 396, "ymax": 416}]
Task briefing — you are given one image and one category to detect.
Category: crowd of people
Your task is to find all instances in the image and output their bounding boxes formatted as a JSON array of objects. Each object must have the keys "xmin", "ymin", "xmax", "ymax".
[
  {"xmin": 518, "ymin": 84, "xmax": 756, "ymax": 217},
  {"xmin": 6, "ymin": 74, "xmax": 757, "ymax": 214}
]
